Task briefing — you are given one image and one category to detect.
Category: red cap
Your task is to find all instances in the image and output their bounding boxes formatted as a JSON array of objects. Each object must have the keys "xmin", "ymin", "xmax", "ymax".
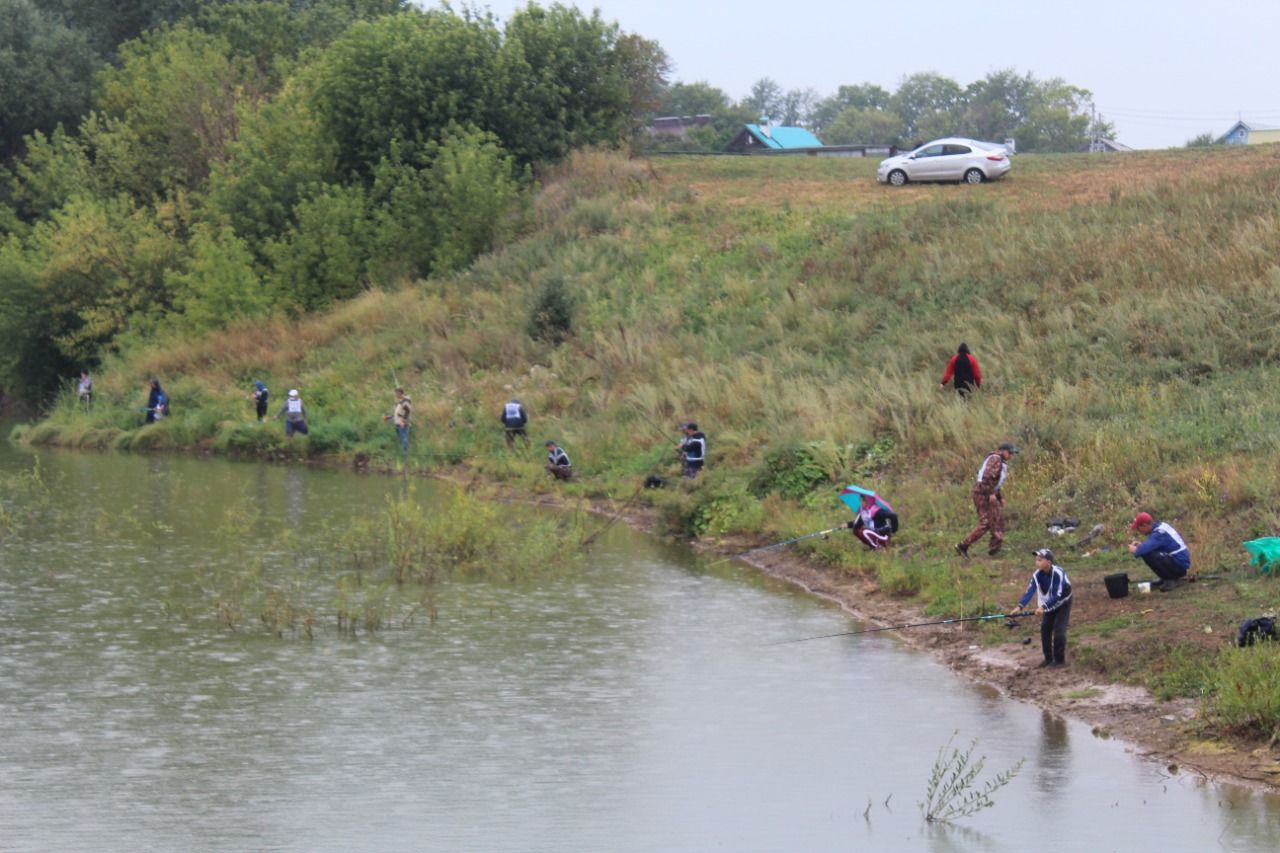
[{"xmin": 1129, "ymin": 511, "xmax": 1154, "ymax": 530}]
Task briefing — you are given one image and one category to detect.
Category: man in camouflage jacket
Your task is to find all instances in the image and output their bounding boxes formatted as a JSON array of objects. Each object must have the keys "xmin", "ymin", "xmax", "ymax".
[{"xmin": 956, "ymin": 442, "xmax": 1018, "ymax": 557}]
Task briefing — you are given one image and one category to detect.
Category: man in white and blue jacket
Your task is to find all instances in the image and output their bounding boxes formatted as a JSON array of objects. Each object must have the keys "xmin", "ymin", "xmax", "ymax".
[
  {"xmin": 1128, "ymin": 512, "xmax": 1191, "ymax": 592},
  {"xmin": 1014, "ymin": 548, "xmax": 1073, "ymax": 668}
]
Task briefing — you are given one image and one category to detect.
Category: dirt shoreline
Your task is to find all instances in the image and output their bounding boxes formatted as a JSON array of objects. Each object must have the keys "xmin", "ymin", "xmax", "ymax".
[{"xmin": 553, "ymin": 486, "xmax": 1280, "ymax": 795}]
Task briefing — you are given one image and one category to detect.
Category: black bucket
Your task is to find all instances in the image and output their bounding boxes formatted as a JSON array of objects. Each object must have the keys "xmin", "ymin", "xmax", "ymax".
[{"xmin": 1104, "ymin": 572, "xmax": 1130, "ymax": 599}]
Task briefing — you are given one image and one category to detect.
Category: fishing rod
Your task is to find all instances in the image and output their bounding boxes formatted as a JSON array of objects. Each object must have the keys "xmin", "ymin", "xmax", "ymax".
[
  {"xmin": 632, "ymin": 407, "xmax": 677, "ymax": 444},
  {"xmin": 709, "ymin": 524, "xmax": 850, "ymax": 566},
  {"xmin": 770, "ymin": 612, "xmax": 1024, "ymax": 645},
  {"xmin": 581, "ymin": 481, "xmax": 648, "ymax": 547}
]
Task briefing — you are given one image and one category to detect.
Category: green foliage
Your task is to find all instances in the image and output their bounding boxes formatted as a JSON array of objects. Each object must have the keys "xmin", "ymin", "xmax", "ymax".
[
  {"xmin": 686, "ymin": 478, "xmax": 763, "ymax": 537},
  {"xmin": 527, "ymin": 275, "xmax": 576, "ymax": 344},
  {"xmin": 1206, "ymin": 644, "xmax": 1280, "ymax": 739},
  {"xmin": 265, "ymin": 182, "xmax": 372, "ymax": 309},
  {"xmin": 920, "ymin": 733, "xmax": 1023, "ymax": 824},
  {"xmin": 752, "ymin": 442, "xmax": 831, "ymax": 500},
  {"xmin": 304, "ymin": 416, "xmax": 365, "ymax": 455},
  {"xmin": 170, "ymin": 224, "xmax": 274, "ymax": 330},
  {"xmin": 0, "ymin": 0, "xmax": 100, "ymax": 162}
]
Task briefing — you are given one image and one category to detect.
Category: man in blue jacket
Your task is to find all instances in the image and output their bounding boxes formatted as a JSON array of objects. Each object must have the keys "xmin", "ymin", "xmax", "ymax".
[
  {"xmin": 1013, "ymin": 548, "xmax": 1073, "ymax": 668},
  {"xmin": 1128, "ymin": 511, "xmax": 1191, "ymax": 592}
]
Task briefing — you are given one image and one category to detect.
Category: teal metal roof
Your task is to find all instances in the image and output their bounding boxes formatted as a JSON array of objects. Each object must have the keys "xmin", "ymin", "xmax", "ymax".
[{"xmin": 745, "ymin": 124, "xmax": 823, "ymax": 149}]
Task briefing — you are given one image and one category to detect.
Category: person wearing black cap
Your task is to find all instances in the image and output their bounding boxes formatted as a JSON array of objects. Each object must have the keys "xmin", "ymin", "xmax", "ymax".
[
  {"xmin": 956, "ymin": 442, "xmax": 1018, "ymax": 557},
  {"xmin": 1013, "ymin": 548, "xmax": 1073, "ymax": 667},
  {"xmin": 677, "ymin": 422, "xmax": 707, "ymax": 478},
  {"xmin": 545, "ymin": 440, "xmax": 572, "ymax": 480}
]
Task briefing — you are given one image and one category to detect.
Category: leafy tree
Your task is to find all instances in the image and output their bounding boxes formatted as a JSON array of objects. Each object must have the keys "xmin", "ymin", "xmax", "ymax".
[
  {"xmin": 195, "ymin": 0, "xmax": 406, "ymax": 88},
  {"xmin": 87, "ymin": 25, "xmax": 267, "ymax": 200},
  {"xmin": 203, "ymin": 93, "xmax": 339, "ymax": 255},
  {"xmin": 264, "ymin": 182, "xmax": 373, "ymax": 309},
  {"xmin": 778, "ymin": 87, "xmax": 819, "ymax": 127},
  {"xmin": 742, "ymin": 77, "xmax": 783, "ymax": 121},
  {"xmin": 821, "ymin": 107, "xmax": 905, "ymax": 146},
  {"xmin": 169, "ymin": 223, "xmax": 274, "ymax": 331},
  {"xmin": 3, "ymin": 127, "xmax": 98, "ymax": 227},
  {"xmin": 656, "ymin": 81, "xmax": 730, "ymax": 117},
  {"xmin": 301, "ymin": 9, "xmax": 504, "ymax": 179},
  {"xmin": 811, "ymin": 84, "xmax": 891, "ymax": 133},
  {"xmin": 891, "ymin": 72, "xmax": 963, "ymax": 142},
  {"xmin": 498, "ymin": 3, "xmax": 668, "ymax": 165},
  {"xmin": 0, "ymin": 237, "xmax": 78, "ymax": 402},
  {"xmin": 416, "ymin": 126, "xmax": 527, "ymax": 274},
  {"xmin": 43, "ymin": 0, "xmax": 210, "ymax": 58},
  {"xmin": 0, "ymin": 0, "xmax": 100, "ymax": 162},
  {"xmin": 23, "ymin": 194, "xmax": 184, "ymax": 363},
  {"xmin": 1186, "ymin": 132, "xmax": 1218, "ymax": 148}
]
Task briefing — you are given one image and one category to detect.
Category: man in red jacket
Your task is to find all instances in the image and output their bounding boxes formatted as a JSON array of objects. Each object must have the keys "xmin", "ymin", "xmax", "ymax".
[
  {"xmin": 940, "ymin": 342, "xmax": 982, "ymax": 397},
  {"xmin": 956, "ymin": 442, "xmax": 1017, "ymax": 557}
]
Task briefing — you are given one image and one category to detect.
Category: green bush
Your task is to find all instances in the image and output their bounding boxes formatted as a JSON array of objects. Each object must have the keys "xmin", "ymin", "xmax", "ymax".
[
  {"xmin": 527, "ymin": 276, "xmax": 576, "ymax": 344},
  {"xmin": 1207, "ymin": 644, "xmax": 1280, "ymax": 738},
  {"xmin": 305, "ymin": 417, "xmax": 364, "ymax": 454}
]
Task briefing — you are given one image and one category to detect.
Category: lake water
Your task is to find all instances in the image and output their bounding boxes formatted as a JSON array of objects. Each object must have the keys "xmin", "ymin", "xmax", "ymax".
[{"xmin": 1, "ymin": 445, "xmax": 1278, "ymax": 851}]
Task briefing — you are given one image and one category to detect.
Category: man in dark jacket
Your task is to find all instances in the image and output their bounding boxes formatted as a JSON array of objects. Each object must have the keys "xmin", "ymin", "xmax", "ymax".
[
  {"xmin": 956, "ymin": 442, "xmax": 1017, "ymax": 557},
  {"xmin": 1013, "ymin": 548, "xmax": 1073, "ymax": 667},
  {"xmin": 501, "ymin": 398, "xmax": 530, "ymax": 449},
  {"xmin": 677, "ymin": 422, "xmax": 707, "ymax": 478},
  {"xmin": 1128, "ymin": 512, "xmax": 1191, "ymax": 591},
  {"xmin": 544, "ymin": 441, "xmax": 572, "ymax": 480}
]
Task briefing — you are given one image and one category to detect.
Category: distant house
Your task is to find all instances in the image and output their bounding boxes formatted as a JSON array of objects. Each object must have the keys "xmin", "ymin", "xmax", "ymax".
[
  {"xmin": 1088, "ymin": 138, "xmax": 1133, "ymax": 153},
  {"xmin": 647, "ymin": 115, "xmax": 714, "ymax": 138},
  {"xmin": 724, "ymin": 122, "xmax": 823, "ymax": 154},
  {"xmin": 1218, "ymin": 121, "xmax": 1280, "ymax": 146}
]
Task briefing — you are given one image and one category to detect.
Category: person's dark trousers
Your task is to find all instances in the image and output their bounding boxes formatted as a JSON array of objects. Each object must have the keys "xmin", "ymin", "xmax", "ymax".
[
  {"xmin": 1041, "ymin": 597, "xmax": 1072, "ymax": 664},
  {"xmin": 256, "ymin": 400, "xmax": 268, "ymax": 421},
  {"xmin": 1140, "ymin": 552, "xmax": 1188, "ymax": 582}
]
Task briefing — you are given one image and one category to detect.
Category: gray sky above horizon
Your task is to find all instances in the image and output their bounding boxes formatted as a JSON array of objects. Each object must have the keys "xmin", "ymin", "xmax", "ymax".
[{"xmin": 467, "ymin": 0, "xmax": 1280, "ymax": 149}]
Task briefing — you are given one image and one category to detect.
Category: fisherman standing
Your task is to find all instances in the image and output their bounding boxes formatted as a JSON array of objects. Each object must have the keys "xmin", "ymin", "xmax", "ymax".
[
  {"xmin": 277, "ymin": 389, "xmax": 309, "ymax": 438},
  {"xmin": 956, "ymin": 442, "xmax": 1017, "ymax": 557},
  {"xmin": 544, "ymin": 440, "xmax": 572, "ymax": 480},
  {"xmin": 248, "ymin": 380, "xmax": 269, "ymax": 422},
  {"xmin": 77, "ymin": 371, "xmax": 93, "ymax": 411},
  {"xmin": 1013, "ymin": 548, "xmax": 1073, "ymax": 667},
  {"xmin": 1128, "ymin": 511, "xmax": 1191, "ymax": 591},
  {"xmin": 939, "ymin": 342, "xmax": 982, "ymax": 397},
  {"xmin": 501, "ymin": 398, "xmax": 530, "ymax": 449},
  {"xmin": 384, "ymin": 387, "xmax": 411, "ymax": 452},
  {"xmin": 846, "ymin": 491, "xmax": 899, "ymax": 550},
  {"xmin": 677, "ymin": 422, "xmax": 707, "ymax": 478},
  {"xmin": 145, "ymin": 378, "xmax": 168, "ymax": 423}
]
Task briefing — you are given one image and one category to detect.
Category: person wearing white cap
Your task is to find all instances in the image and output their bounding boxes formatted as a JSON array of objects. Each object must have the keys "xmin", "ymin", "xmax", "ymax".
[
  {"xmin": 1013, "ymin": 548, "xmax": 1073, "ymax": 668},
  {"xmin": 276, "ymin": 388, "xmax": 309, "ymax": 437}
]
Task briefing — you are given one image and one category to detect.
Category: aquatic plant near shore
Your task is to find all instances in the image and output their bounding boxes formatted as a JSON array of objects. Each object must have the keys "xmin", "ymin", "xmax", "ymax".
[{"xmin": 920, "ymin": 733, "xmax": 1023, "ymax": 824}]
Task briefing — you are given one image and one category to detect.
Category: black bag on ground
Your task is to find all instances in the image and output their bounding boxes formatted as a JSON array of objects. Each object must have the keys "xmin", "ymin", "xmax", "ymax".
[{"xmin": 1236, "ymin": 616, "xmax": 1277, "ymax": 647}]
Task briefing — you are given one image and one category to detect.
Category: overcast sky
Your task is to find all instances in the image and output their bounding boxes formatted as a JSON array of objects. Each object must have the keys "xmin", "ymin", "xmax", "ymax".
[{"xmin": 467, "ymin": 0, "xmax": 1280, "ymax": 149}]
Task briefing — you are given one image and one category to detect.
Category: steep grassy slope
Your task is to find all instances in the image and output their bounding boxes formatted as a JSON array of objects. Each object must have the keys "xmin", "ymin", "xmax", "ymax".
[{"xmin": 22, "ymin": 146, "xmax": 1280, "ymax": 735}]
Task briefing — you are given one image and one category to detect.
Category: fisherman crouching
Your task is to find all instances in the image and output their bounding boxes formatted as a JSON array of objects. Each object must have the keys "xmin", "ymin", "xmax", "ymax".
[
  {"xmin": 544, "ymin": 440, "xmax": 572, "ymax": 480},
  {"xmin": 846, "ymin": 492, "xmax": 899, "ymax": 550},
  {"xmin": 1013, "ymin": 548, "xmax": 1073, "ymax": 668}
]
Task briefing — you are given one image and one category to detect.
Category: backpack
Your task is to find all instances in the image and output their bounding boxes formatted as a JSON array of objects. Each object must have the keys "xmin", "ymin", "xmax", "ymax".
[{"xmin": 1236, "ymin": 617, "xmax": 1277, "ymax": 647}]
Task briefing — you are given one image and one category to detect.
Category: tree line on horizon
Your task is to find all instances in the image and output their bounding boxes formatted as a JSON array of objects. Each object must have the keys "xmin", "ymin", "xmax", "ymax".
[
  {"xmin": 0, "ymin": 0, "xmax": 668, "ymax": 405},
  {"xmin": 645, "ymin": 71, "xmax": 1116, "ymax": 153}
]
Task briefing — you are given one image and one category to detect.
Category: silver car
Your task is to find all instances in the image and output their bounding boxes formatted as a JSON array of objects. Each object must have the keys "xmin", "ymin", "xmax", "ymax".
[{"xmin": 877, "ymin": 137, "xmax": 1012, "ymax": 186}]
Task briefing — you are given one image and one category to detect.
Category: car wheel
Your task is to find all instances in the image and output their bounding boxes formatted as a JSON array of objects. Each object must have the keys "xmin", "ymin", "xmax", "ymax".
[
  {"xmin": 888, "ymin": 169, "xmax": 907, "ymax": 187},
  {"xmin": 963, "ymin": 168, "xmax": 985, "ymax": 185}
]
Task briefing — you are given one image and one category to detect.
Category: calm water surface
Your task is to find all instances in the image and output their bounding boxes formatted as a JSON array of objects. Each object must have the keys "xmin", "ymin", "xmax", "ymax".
[{"xmin": 1, "ymin": 445, "xmax": 1278, "ymax": 852}]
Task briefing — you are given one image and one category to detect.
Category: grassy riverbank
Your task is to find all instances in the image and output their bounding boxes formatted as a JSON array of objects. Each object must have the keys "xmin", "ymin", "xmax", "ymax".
[{"xmin": 19, "ymin": 145, "xmax": 1280, "ymax": 754}]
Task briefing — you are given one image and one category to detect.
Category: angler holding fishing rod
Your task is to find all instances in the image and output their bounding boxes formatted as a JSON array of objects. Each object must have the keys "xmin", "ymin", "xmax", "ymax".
[
  {"xmin": 712, "ymin": 484, "xmax": 901, "ymax": 565},
  {"xmin": 1011, "ymin": 548, "xmax": 1073, "ymax": 668}
]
